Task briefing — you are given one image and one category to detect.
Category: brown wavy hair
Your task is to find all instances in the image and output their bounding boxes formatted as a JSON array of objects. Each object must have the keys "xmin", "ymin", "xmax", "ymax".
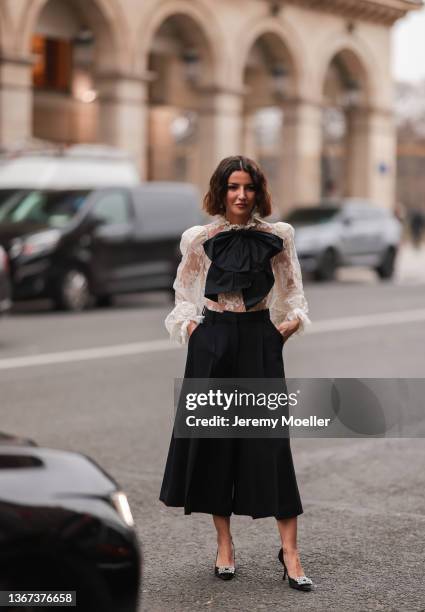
[{"xmin": 203, "ymin": 155, "xmax": 272, "ymax": 217}]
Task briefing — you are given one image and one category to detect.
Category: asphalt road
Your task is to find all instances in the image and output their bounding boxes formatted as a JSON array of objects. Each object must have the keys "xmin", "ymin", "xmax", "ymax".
[{"xmin": 0, "ymin": 277, "xmax": 424, "ymax": 612}]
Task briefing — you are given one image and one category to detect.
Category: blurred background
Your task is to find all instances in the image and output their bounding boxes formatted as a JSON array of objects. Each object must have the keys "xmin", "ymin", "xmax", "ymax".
[
  {"xmin": 0, "ymin": 0, "xmax": 423, "ymax": 215},
  {"xmin": 0, "ymin": 2, "xmax": 425, "ymax": 611}
]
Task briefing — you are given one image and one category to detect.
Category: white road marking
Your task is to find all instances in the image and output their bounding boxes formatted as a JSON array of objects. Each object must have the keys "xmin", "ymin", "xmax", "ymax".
[
  {"xmin": 0, "ymin": 340, "xmax": 178, "ymax": 371},
  {"xmin": 1, "ymin": 308, "xmax": 425, "ymax": 371},
  {"xmin": 307, "ymin": 308, "xmax": 425, "ymax": 333}
]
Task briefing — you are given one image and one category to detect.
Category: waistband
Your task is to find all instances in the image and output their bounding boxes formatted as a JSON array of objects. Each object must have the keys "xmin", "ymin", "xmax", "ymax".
[{"xmin": 202, "ymin": 307, "xmax": 271, "ymax": 323}]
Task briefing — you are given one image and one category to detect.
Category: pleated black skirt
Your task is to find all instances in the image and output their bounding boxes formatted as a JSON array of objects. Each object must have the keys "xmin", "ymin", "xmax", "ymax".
[{"xmin": 159, "ymin": 308, "xmax": 303, "ymax": 520}]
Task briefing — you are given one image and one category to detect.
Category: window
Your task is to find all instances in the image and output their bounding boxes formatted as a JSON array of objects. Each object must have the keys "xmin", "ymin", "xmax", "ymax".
[
  {"xmin": 0, "ymin": 190, "xmax": 89, "ymax": 227},
  {"xmin": 286, "ymin": 207, "xmax": 339, "ymax": 225},
  {"xmin": 32, "ymin": 35, "xmax": 72, "ymax": 92},
  {"xmin": 91, "ymin": 192, "xmax": 131, "ymax": 225}
]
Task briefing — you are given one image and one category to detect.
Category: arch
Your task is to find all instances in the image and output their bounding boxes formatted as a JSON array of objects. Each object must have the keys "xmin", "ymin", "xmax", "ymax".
[
  {"xmin": 317, "ymin": 33, "xmax": 381, "ymax": 107},
  {"xmin": 136, "ymin": 0, "xmax": 228, "ymax": 85},
  {"xmin": 235, "ymin": 16, "xmax": 310, "ymax": 97},
  {"xmin": 17, "ymin": 0, "xmax": 130, "ymax": 71}
]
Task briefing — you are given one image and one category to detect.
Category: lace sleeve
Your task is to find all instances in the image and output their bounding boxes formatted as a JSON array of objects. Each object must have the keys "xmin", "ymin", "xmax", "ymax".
[
  {"xmin": 270, "ymin": 222, "xmax": 311, "ymax": 334},
  {"xmin": 164, "ymin": 225, "xmax": 207, "ymax": 344}
]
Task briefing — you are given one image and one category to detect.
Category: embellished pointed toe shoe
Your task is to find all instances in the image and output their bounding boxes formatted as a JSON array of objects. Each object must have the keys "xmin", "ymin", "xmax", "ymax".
[
  {"xmin": 278, "ymin": 548, "xmax": 313, "ymax": 592},
  {"xmin": 214, "ymin": 542, "xmax": 236, "ymax": 581}
]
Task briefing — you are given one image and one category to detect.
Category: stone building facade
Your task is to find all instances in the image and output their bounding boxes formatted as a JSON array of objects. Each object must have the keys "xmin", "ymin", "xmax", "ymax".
[{"xmin": 0, "ymin": 0, "xmax": 420, "ymax": 213}]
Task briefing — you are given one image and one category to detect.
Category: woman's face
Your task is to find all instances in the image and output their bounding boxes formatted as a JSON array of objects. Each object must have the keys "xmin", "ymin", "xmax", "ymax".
[{"xmin": 225, "ymin": 170, "xmax": 256, "ymax": 222}]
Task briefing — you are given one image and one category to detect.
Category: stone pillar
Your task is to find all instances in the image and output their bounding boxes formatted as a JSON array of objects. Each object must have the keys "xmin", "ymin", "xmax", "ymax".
[
  {"xmin": 345, "ymin": 106, "xmax": 396, "ymax": 208},
  {"xmin": 280, "ymin": 99, "xmax": 323, "ymax": 215},
  {"xmin": 96, "ymin": 72, "xmax": 149, "ymax": 179},
  {"xmin": 0, "ymin": 55, "xmax": 33, "ymax": 149},
  {"xmin": 198, "ymin": 87, "xmax": 244, "ymax": 192},
  {"xmin": 242, "ymin": 110, "xmax": 257, "ymax": 160}
]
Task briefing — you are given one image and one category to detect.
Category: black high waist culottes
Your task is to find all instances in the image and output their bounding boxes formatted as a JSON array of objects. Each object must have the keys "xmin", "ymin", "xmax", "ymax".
[{"xmin": 159, "ymin": 308, "xmax": 303, "ymax": 520}]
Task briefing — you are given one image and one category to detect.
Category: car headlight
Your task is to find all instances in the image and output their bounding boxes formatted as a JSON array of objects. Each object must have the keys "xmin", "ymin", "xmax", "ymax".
[
  {"xmin": 110, "ymin": 491, "xmax": 135, "ymax": 527},
  {"xmin": 9, "ymin": 229, "xmax": 61, "ymax": 258},
  {"xmin": 9, "ymin": 238, "xmax": 23, "ymax": 259}
]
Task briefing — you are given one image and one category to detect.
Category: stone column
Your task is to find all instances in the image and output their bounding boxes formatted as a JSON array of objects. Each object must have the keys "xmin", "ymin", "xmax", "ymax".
[
  {"xmin": 0, "ymin": 55, "xmax": 33, "ymax": 149},
  {"xmin": 280, "ymin": 98, "xmax": 323, "ymax": 214},
  {"xmin": 96, "ymin": 72, "xmax": 149, "ymax": 179},
  {"xmin": 198, "ymin": 87, "xmax": 244, "ymax": 192},
  {"xmin": 345, "ymin": 106, "xmax": 396, "ymax": 208},
  {"xmin": 242, "ymin": 110, "xmax": 257, "ymax": 160}
]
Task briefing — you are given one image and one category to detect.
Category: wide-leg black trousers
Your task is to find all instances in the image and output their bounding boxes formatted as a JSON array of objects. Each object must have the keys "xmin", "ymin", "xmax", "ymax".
[{"xmin": 159, "ymin": 308, "xmax": 303, "ymax": 519}]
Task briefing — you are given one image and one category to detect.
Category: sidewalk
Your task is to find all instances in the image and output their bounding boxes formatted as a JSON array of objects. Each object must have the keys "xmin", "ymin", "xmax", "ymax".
[
  {"xmin": 395, "ymin": 242, "xmax": 425, "ymax": 285},
  {"xmin": 334, "ymin": 242, "xmax": 425, "ymax": 285}
]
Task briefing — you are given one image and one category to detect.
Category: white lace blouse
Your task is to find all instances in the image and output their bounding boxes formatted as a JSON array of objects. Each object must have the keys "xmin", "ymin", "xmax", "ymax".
[{"xmin": 165, "ymin": 215, "xmax": 311, "ymax": 344}]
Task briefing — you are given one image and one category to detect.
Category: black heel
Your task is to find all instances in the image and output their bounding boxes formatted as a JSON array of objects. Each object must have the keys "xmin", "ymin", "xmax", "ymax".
[
  {"xmin": 214, "ymin": 540, "xmax": 235, "ymax": 581},
  {"xmin": 277, "ymin": 547, "xmax": 313, "ymax": 591}
]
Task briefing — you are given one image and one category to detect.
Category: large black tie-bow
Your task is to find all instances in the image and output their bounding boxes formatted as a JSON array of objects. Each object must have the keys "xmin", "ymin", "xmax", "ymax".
[{"xmin": 203, "ymin": 229, "xmax": 283, "ymax": 309}]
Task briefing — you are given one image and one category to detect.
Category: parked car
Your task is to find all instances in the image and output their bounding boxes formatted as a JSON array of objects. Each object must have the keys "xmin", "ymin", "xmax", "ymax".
[
  {"xmin": 0, "ymin": 183, "xmax": 202, "ymax": 311},
  {"xmin": 0, "ymin": 245, "xmax": 11, "ymax": 315},
  {"xmin": 285, "ymin": 199, "xmax": 402, "ymax": 281},
  {"xmin": 0, "ymin": 433, "xmax": 141, "ymax": 612}
]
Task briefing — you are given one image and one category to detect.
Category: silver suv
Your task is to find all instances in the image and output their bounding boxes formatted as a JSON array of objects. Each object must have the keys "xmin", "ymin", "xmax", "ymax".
[{"xmin": 286, "ymin": 199, "xmax": 402, "ymax": 281}]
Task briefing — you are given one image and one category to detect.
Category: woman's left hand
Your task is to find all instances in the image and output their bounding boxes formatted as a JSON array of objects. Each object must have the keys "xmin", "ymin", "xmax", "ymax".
[{"xmin": 276, "ymin": 319, "xmax": 300, "ymax": 340}]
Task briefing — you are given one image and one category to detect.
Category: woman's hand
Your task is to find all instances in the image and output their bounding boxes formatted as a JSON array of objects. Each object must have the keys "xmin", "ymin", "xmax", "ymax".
[
  {"xmin": 276, "ymin": 318, "xmax": 300, "ymax": 340},
  {"xmin": 188, "ymin": 321, "xmax": 198, "ymax": 337}
]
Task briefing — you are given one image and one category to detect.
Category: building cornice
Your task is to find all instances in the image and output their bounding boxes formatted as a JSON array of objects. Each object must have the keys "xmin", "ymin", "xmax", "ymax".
[{"xmin": 263, "ymin": 0, "xmax": 422, "ymax": 25}]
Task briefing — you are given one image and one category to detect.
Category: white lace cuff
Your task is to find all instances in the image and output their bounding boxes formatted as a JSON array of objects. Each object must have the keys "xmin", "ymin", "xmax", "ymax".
[
  {"xmin": 165, "ymin": 301, "xmax": 204, "ymax": 345},
  {"xmin": 285, "ymin": 308, "xmax": 311, "ymax": 335}
]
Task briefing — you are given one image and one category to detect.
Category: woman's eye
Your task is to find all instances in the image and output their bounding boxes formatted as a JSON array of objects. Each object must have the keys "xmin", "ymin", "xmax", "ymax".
[{"xmin": 227, "ymin": 185, "xmax": 255, "ymax": 191}]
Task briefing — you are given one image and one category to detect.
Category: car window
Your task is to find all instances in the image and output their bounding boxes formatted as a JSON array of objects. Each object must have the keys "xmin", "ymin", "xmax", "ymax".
[
  {"xmin": 91, "ymin": 191, "xmax": 131, "ymax": 225},
  {"xmin": 285, "ymin": 207, "xmax": 339, "ymax": 225},
  {"xmin": 0, "ymin": 189, "xmax": 24, "ymax": 209},
  {"xmin": 0, "ymin": 190, "xmax": 89, "ymax": 227}
]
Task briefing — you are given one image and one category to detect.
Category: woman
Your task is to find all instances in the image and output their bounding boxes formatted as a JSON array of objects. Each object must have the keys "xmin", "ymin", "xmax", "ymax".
[{"xmin": 160, "ymin": 156, "xmax": 312, "ymax": 590}]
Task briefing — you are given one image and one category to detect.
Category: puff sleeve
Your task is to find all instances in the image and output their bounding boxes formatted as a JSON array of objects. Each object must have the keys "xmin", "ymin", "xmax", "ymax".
[
  {"xmin": 269, "ymin": 222, "xmax": 311, "ymax": 334},
  {"xmin": 164, "ymin": 225, "xmax": 207, "ymax": 344}
]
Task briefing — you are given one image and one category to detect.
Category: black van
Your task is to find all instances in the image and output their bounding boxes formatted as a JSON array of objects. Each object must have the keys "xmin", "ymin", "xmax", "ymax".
[{"xmin": 0, "ymin": 183, "xmax": 203, "ymax": 311}]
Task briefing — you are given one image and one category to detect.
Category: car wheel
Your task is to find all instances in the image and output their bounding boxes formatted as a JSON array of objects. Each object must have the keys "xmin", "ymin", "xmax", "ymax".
[
  {"xmin": 54, "ymin": 269, "xmax": 92, "ymax": 312},
  {"xmin": 314, "ymin": 248, "xmax": 337, "ymax": 281},
  {"xmin": 376, "ymin": 247, "xmax": 396, "ymax": 280},
  {"xmin": 95, "ymin": 294, "xmax": 114, "ymax": 307}
]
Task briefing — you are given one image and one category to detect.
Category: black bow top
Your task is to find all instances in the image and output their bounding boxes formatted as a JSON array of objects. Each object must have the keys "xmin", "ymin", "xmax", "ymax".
[{"xmin": 203, "ymin": 229, "xmax": 283, "ymax": 309}]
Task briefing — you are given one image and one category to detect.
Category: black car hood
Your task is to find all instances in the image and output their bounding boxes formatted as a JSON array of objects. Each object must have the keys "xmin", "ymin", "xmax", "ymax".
[
  {"xmin": 0, "ymin": 222, "xmax": 52, "ymax": 250},
  {"xmin": 0, "ymin": 446, "xmax": 118, "ymax": 505}
]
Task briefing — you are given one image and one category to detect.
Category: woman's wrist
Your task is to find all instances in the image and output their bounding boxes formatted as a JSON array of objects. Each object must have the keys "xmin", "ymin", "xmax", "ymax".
[
  {"xmin": 277, "ymin": 318, "xmax": 300, "ymax": 338},
  {"xmin": 292, "ymin": 318, "xmax": 301, "ymax": 332},
  {"xmin": 187, "ymin": 320, "xmax": 198, "ymax": 337}
]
